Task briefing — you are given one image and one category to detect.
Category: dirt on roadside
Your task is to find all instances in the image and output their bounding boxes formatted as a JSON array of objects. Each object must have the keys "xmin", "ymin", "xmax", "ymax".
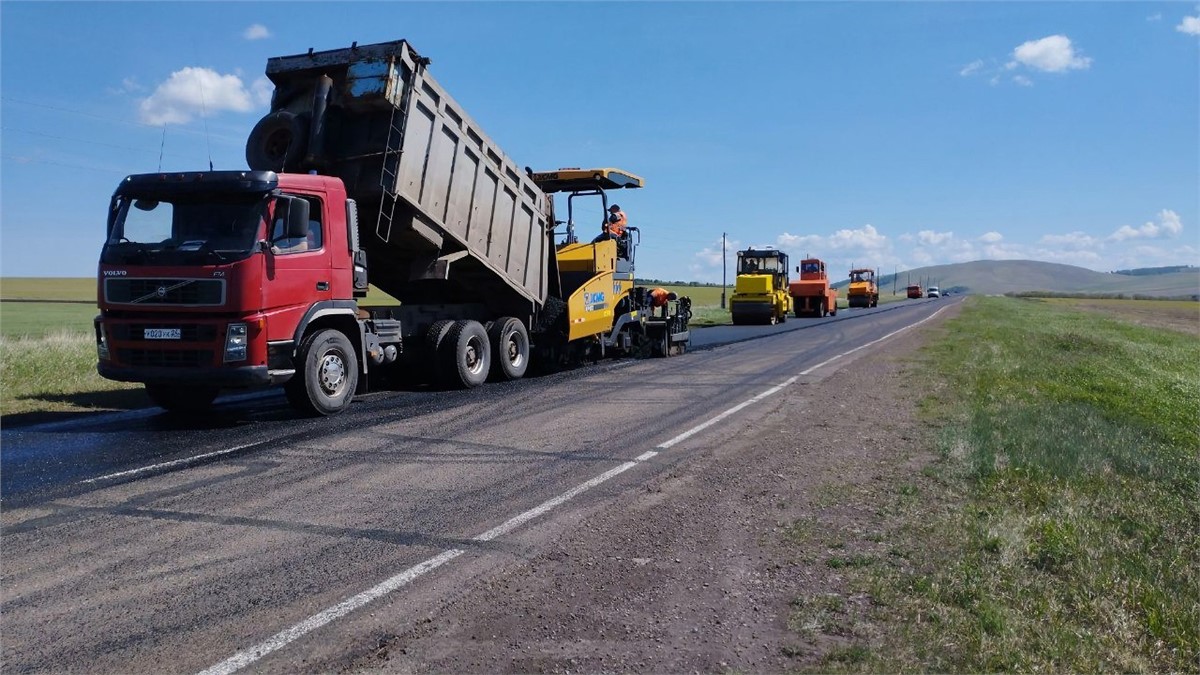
[{"xmin": 358, "ymin": 306, "xmax": 961, "ymax": 673}]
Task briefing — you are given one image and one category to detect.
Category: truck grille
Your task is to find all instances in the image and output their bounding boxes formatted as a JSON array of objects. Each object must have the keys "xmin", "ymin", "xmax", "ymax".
[
  {"xmin": 110, "ymin": 324, "xmax": 218, "ymax": 342},
  {"xmin": 105, "ymin": 278, "xmax": 225, "ymax": 306},
  {"xmin": 116, "ymin": 349, "xmax": 215, "ymax": 368}
]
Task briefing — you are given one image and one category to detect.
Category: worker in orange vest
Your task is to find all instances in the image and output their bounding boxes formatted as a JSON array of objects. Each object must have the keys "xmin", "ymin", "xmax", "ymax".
[
  {"xmin": 593, "ymin": 204, "xmax": 629, "ymax": 258},
  {"xmin": 648, "ymin": 287, "xmax": 676, "ymax": 316},
  {"xmin": 605, "ymin": 204, "xmax": 627, "ymax": 238}
]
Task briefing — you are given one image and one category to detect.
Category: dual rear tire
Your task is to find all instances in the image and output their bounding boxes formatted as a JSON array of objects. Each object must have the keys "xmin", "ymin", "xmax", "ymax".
[
  {"xmin": 488, "ymin": 317, "xmax": 529, "ymax": 381},
  {"xmin": 426, "ymin": 317, "xmax": 530, "ymax": 389}
]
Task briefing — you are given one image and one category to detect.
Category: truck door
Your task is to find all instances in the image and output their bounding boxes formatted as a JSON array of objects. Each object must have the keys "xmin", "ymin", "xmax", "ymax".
[{"xmin": 263, "ymin": 194, "xmax": 333, "ymax": 343}]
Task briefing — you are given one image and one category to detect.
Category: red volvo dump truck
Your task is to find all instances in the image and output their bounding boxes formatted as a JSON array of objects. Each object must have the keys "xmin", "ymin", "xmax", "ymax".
[{"xmin": 95, "ymin": 40, "xmax": 689, "ymax": 416}]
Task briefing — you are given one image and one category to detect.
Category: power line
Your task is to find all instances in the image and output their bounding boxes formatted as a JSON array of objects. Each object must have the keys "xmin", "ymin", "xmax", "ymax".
[
  {"xmin": 2, "ymin": 126, "xmax": 191, "ymax": 158},
  {"xmin": 0, "ymin": 97, "xmax": 244, "ymax": 144},
  {"xmin": 1, "ymin": 155, "xmax": 131, "ymax": 175}
]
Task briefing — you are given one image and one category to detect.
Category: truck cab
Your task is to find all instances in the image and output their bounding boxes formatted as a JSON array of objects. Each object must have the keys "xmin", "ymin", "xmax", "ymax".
[
  {"xmin": 96, "ymin": 171, "xmax": 368, "ymax": 413},
  {"xmin": 730, "ymin": 248, "xmax": 791, "ymax": 325}
]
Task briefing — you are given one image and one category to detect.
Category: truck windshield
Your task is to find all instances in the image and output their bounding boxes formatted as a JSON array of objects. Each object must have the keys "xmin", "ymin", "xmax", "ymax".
[{"xmin": 103, "ymin": 194, "xmax": 268, "ymax": 265}]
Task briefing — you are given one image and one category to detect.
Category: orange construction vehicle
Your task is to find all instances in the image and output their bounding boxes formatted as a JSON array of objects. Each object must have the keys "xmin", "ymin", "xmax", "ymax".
[
  {"xmin": 788, "ymin": 258, "xmax": 838, "ymax": 318},
  {"xmin": 906, "ymin": 284, "xmax": 923, "ymax": 299}
]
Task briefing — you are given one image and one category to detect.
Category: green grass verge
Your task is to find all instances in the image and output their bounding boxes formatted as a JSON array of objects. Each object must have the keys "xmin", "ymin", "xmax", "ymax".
[
  {"xmin": 804, "ymin": 296, "xmax": 1199, "ymax": 672},
  {"xmin": 1, "ymin": 302, "xmax": 99, "ymax": 338},
  {"xmin": 0, "ymin": 332, "xmax": 146, "ymax": 421}
]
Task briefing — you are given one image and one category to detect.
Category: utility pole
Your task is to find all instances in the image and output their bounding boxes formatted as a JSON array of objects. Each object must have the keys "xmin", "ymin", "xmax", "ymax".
[
  {"xmin": 720, "ymin": 232, "xmax": 727, "ymax": 309},
  {"xmin": 893, "ymin": 265, "xmax": 898, "ymax": 296}
]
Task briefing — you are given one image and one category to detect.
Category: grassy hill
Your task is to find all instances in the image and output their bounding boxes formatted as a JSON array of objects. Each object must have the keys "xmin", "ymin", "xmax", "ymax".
[{"xmin": 834, "ymin": 260, "xmax": 1199, "ymax": 297}]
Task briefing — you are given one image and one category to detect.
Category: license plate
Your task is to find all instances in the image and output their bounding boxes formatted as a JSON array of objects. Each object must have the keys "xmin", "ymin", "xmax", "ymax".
[{"xmin": 144, "ymin": 328, "xmax": 181, "ymax": 340}]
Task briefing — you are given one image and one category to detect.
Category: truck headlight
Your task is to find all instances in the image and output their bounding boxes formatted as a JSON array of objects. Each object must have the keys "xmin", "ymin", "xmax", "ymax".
[
  {"xmin": 95, "ymin": 321, "xmax": 109, "ymax": 361},
  {"xmin": 224, "ymin": 323, "xmax": 248, "ymax": 362}
]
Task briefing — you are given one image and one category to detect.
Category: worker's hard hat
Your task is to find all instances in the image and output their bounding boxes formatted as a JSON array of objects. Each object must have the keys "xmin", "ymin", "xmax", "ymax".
[{"xmin": 609, "ymin": 204, "xmax": 620, "ymax": 211}]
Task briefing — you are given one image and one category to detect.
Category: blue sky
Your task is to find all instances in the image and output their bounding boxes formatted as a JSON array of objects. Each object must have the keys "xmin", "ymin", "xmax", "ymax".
[{"xmin": 2, "ymin": 1, "xmax": 1198, "ymax": 283}]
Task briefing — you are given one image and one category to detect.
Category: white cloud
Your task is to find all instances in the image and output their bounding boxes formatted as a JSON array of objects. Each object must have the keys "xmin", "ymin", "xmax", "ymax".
[
  {"xmin": 777, "ymin": 224, "xmax": 890, "ymax": 257},
  {"xmin": 1039, "ymin": 231, "xmax": 1098, "ymax": 249},
  {"xmin": 1012, "ymin": 35, "xmax": 1092, "ymax": 73},
  {"xmin": 243, "ymin": 24, "xmax": 271, "ymax": 40},
  {"xmin": 139, "ymin": 68, "xmax": 272, "ymax": 125},
  {"xmin": 691, "ymin": 237, "xmax": 740, "ymax": 271},
  {"xmin": 979, "ymin": 231, "xmax": 1004, "ymax": 244},
  {"xmin": 960, "ymin": 60, "xmax": 984, "ymax": 77},
  {"xmin": 776, "ymin": 231, "xmax": 822, "ymax": 252},
  {"xmin": 1012, "ymin": 75, "xmax": 1033, "ymax": 87},
  {"xmin": 1108, "ymin": 209, "xmax": 1184, "ymax": 241},
  {"xmin": 1147, "ymin": 12, "xmax": 1163, "ymax": 22},
  {"xmin": 827, "ymin": 224, "xmax": 889, "ymax": 253},
  {"xmin": 918, "ymin": 230, "xmax": 953, "ymax": 246},
  {"xmin": 1177, "ymin": 16, "xmax": 1200, "ymax": 35}
]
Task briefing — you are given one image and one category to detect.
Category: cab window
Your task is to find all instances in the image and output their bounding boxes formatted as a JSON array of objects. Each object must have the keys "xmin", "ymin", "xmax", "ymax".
[{"xmin": 270, "ymin": 195, "xmax": 323, "ymax": 254}]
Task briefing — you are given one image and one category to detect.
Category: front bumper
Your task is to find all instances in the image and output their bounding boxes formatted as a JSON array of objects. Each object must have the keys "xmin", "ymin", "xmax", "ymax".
[{"xmin": 98, "ymin": 362, "xmax": 277, "ymax": 388}]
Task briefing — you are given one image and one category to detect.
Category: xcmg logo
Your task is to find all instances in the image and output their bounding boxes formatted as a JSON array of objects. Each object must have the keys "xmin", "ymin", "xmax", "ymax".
[{"xmin": 583, "ymin": 291, "xmax": 607, "ymax": 311}]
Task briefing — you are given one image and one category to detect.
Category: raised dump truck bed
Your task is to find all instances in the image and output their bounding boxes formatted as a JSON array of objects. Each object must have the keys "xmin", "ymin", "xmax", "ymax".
[{"xmin": 247, "ymin": 40, "xmax": 549, "ymax": 316}]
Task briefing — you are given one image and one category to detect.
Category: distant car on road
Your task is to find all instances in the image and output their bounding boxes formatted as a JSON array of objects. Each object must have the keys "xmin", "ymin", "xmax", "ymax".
[{"xmin": 927, "ymin": 286, "xmax": 940, "ymax": 298}]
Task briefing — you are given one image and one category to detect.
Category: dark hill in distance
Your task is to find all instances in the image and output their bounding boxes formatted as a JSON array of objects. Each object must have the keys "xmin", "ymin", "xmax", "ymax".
[{"xmin": 833, "ymin": 260, "xmax": 1199, "ymax": 297}]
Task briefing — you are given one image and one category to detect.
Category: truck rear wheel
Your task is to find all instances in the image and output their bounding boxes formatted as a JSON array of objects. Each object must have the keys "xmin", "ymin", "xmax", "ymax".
[
  {"xmin": 285, "ymin": 328, "xmax": 358, "ymax": 416},
  {"xmin": 424, "ymin": 319, "xmax": 456, "ymax": 384},
  {"xmin": 488, "ymin": 317, "xmax": 529, "ymax": 381},
  {"xmin": 146, "ymin": 384, "xmax": 218, "ymax": 414},
  {"xmin": 439, "ymin": 320, "xmax": 490, "ymax": 389}
]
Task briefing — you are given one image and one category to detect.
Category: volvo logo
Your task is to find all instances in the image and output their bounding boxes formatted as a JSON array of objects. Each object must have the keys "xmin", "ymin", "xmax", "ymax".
[{"xmin": 156, "ymin": 286, "xmax": 168, "ymax": 298}]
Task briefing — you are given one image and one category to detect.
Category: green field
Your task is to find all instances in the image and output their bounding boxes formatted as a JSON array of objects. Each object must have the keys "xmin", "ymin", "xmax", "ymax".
[
  {"xmin": 0, "ymin": 277, "xmax": 96, "ymax": 302},
  {"xmin": 800, "ymin": 296, "xmax": 1200, "ymax": 672}
]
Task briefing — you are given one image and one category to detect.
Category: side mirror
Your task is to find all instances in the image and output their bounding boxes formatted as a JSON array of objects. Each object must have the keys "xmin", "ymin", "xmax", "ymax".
[
  {"xmin": 273, "ymin": 197, "xmax": 310, "ymax": 241},
  {"xmin": 286, "ymin": 197, "xmax": 310, "ymax": 240}
]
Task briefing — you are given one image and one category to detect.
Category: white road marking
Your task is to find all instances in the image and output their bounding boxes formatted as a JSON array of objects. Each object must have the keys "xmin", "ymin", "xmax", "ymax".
[
  {"xmin": 80, "ymin": 442, "xmax": 267, "ymax": 484},
  {"xmin": 799, "ymin": 304, "xmax": 949, "ymax": 376},
  {"xmin": 473, "ymin": 459, "xmax": 641, "ymax": 542},
  {"xmin": 656, "ymin": 377, "xmax": 797, "ymax": 449},
  {"xmin": 197, "ymin": 455, "xmax": 652, "ymax": 675},
  {"xmin": 196, "ymin": 305, "xmax": 950, "ymax": 674},
  {"xmin": 196, "ymin": 549, "xmax": 465, "ymax": 675}
]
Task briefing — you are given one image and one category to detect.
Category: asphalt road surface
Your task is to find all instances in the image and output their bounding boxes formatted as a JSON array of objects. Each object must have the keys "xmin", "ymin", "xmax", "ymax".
[{"xmin": 1, "ymin": 296, "xmax": 956, "ymax": 674}]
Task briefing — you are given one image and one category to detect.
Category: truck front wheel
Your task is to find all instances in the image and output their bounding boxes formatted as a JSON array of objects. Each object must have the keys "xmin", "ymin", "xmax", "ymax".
[
  {"xmin": 146, "ymin": 384, "xmax": 218, "ymax": 414},
  {"xmin": 286, "ymin": 328, "xmax": 358, "ymax": 416}
]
